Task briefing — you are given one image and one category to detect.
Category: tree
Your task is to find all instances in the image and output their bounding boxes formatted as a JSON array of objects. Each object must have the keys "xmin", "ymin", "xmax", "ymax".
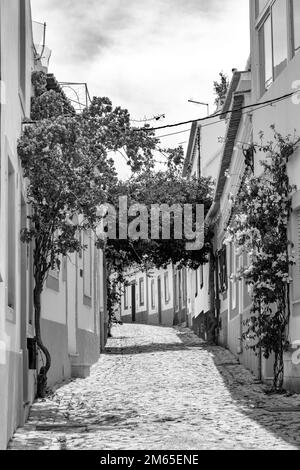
[
  {"xmin": 19, "ymin": 71, "xmax": 158, "ymax": 397},
  {"xmin": 213, "ymin": 72, "xmax": 230, "ymax": 107},
  {"xmin": 100, "ymin": 150, "xmax": 215, "ymax": 330}
]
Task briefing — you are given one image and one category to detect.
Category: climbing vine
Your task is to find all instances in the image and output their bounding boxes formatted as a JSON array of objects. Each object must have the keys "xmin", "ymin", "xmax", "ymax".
[{"xmin": 227, "ymin": 127, "xmax": 299, "ymax": 391}]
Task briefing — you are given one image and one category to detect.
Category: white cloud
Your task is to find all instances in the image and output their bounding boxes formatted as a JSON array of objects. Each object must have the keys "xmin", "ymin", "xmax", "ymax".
[{"xmin": 31, "ymin": 0, "xmax": 250, "ymax": 177}]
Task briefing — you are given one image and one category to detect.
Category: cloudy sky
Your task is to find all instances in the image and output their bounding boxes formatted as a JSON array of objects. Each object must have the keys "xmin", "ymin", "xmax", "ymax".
[{"xmin": 31, "ymin": 0, "xmax": 250, "ymax": 177}]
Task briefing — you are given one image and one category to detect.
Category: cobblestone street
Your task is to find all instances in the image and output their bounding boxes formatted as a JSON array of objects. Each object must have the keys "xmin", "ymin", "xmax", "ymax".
[{"xmin": 9, "ymin": 324, "xmax": 300, "ymax": 450}]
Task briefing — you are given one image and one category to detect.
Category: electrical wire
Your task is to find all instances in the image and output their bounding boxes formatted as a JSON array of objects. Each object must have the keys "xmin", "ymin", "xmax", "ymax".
[
  {"xmin": 138, "ymin": 90, "xmax": 298, "ymax": 133},
  {"xmin": 130, "ymin": 114, "xmax": 166, "ymax": 124},
  {"xmin": 156, "ymin": 90, "xmax": 299, "ymax": 139}
]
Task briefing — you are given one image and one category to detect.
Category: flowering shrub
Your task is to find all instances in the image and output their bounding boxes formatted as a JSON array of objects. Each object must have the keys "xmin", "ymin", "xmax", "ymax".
[
  {"xmin": 227, "ymin": 128, "xmax": 299, "ymax": 391},
  {"xmin": 19, "ymin": 71, "xmax": 158, "ymax": 396}
]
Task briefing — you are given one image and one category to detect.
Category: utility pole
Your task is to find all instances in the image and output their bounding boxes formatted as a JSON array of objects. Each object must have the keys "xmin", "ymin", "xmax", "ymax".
[{"xmin": 187, "ymin": 100, "xmax": 210, "ymax": 116}]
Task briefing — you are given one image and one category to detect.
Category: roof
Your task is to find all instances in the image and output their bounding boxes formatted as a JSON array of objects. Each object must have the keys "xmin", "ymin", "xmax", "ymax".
[
  {"xmin": 46, "ymin": 73, "xmax": 62, "ymax": 93},
  {"xmin": 182, "ymin": 121, "xmax": 198, "ymax": 177},
  {"xmin": 207, "ymin": 92, "xmax": 245, "ymax": 223},
  {"xmin": 220, "ymin": 71, "xmax": 242, "ymax": 119}
]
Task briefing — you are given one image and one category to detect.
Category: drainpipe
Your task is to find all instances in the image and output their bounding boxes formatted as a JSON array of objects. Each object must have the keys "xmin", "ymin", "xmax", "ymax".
[
  {"xmin": 208, "ymin": 244, "xmax": 217, "ymax": 344},
  {"xmin": 145, "ymin": 269, "xmax": 149, "ymax": 323},
  {"xmin": 172, "ymin": 264, "xmax": 176, "ymax": 326},
  {"xmin": 214, "ymin": 250, "xmax": 221, "ymax": 345}
]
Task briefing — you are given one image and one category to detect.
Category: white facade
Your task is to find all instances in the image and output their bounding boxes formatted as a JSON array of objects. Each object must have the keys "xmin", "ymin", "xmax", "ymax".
[
  {"xmin": 0, "ymin": 0, "xmax": 35, "ymax": 449},
  {"xmin": 249, "ymin": 0, "xmax": 300, "ymax": 390},
  {"xmin": 0, "ymin": 1, "xmax": 108, "ymax": 449},
  {"xmin": 120, "ymin": 264, "xmax": 185, "ymax": 327},
  {"xmin": 184, "ymin": 115, "xmax": 226, "ymax": 334},
  {"xmin": 40, "ymin": 233, "xmax": 106, "ymax": 387}
]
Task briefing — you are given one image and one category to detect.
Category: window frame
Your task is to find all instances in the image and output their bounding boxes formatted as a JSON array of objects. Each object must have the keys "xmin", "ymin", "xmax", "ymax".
[{"xmin": 139, "ymin": 278, "xmax": 145, "ymax": 307}]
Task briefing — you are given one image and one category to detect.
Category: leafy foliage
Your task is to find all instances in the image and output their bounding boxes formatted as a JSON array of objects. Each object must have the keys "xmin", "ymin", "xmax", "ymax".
[
  {"xmin": 213, "ymin": 71, "xmax": 230, "ymax": 107},
  {"xmin": 19, "ymin": 71, "xmax": 158, "ymax": 395},
  {"xmin": 20, "ymin": 71, "xmax": 215, "ymax": 391}
]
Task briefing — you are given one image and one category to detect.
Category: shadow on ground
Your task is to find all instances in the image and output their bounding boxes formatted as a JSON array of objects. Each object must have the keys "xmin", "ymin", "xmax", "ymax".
[{"xmin": 107, "ymin": 324, "xmax": 300, "ymax": 450}]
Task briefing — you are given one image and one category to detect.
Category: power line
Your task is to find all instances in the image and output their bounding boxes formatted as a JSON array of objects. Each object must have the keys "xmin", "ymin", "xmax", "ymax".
[
  {"xmin": 156, "ymin": 128, "xmax": 191, "ymax": 139},
  {"xmin": 139, "ymin": 90, "xmax": 298, "ymax": 133},
  {"xmin": 130, "ymin": 114, "xmax": 166, "ymax": 124},
  {"xmin": 156, "ymin": 90, "xmax": 299, "ymax": 139}
]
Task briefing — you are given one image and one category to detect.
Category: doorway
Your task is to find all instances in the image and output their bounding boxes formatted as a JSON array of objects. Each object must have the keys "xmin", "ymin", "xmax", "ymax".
[
  {"xmin": 131, "ymin": 283, "xmax": 136, "ymax": 323},
  {"xmin": 157, "ymin": 276, "xmax": 162, "ymax": 325},
  {"xmin": 20, "ymin": 198, "xmax": 28, "ymax": 406}
]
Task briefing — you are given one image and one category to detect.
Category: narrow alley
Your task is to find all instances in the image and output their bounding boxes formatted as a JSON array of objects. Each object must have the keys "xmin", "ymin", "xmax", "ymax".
[{"xmin": 9, "ymin": 324, "xmax": 300, "ymax": 451}]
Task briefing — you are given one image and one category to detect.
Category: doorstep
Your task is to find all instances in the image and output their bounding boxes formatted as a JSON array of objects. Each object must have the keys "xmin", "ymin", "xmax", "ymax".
[{"xmin": 71, "ymin": 363, "xmax": 91, "ymax": 379}]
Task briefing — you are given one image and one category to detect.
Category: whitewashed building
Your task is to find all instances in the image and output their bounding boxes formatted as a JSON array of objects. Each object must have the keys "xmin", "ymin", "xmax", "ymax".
[
  {"xmin": 0, "ymin": 1, "xmax": 107, "ymax": 449},
  {"xmin": 0, "ymin": 0, "xmax": 36, "ymax": 449},
  {"xmin": 249, "ymin": 0, "xmax": 300, "ymax": 391},
  {"xmin": 183, "ymin": 114, "xmax": 226, "ymax": 339},
  {"xmin": 120, "ymin": 264, "xmax": 186, "ymax": 327}
]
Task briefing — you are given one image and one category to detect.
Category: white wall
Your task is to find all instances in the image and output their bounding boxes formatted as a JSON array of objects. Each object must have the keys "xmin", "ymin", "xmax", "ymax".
[
  {"xmin": 201, "ymin": 118, "xmax": 226, "ymax": 179},
  {"xmin": 0, "ymin": 0, "xmax": 34, "ymax": 449},
  {"xmin": 250, "ymin": 2, "xmax": 300, "ymax": 350}
]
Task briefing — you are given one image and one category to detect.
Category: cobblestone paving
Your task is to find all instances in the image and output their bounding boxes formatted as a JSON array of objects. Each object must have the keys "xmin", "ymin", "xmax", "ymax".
[{"xmin": 8, "ymin": 324, "xmax": 300, "ymax": 450}]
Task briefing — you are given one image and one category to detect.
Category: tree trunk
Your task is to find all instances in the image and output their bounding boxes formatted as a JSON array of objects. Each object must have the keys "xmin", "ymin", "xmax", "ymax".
[
  {"xmin": 34, "ymin": 285, "xmax": 51, "ymax": 398},
  {"xmin": 273, "ymin": 349, "xmax": 284, "ymax": 392}
]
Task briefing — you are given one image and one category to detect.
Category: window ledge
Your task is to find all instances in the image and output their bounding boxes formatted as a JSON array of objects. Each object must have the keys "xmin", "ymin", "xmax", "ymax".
[
  {"xmin": 83, "ymin": 295, "xmax": 92, "ymax": 308},
  {"xmin": 6, "ymin": 306, "xmax": 16, "ymax": 324}
]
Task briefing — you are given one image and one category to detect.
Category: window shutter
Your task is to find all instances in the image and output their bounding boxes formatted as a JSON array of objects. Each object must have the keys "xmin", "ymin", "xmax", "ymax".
[{"xmin": 297, "ymin": 210, "xmax": 300, "ymax": 279}]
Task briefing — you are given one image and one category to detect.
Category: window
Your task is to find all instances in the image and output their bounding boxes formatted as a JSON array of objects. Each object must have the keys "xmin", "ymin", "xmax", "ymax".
[
  {"xmin": 175, "ymin": 273, "xmax": 179, "ymax": 310},
  {"xmin": 200, "ymin": 265, "xmax": 204, "ymax": 290},
  {"xmin": 231, "ymin": 244, "xmax": 237, "ymax": 310},
  {"xmin": 272, "ymin": 0, "xmax": 288, "ymax": 79},
  {"xmin": 164, "ymin": 272, "xmax": 170, "ymax": 303},
  {"xmin": 46, "ymin": 245, "xmax": 60, "ymax": 292},
  {"xmin": 257, "ymin": 0, "xmax": 269, "ymax": 16},
  {"xmin": 259, "ymin": 0, "xmax": 288, "ymax": 93},
  {"xmin": 19, "ymin": 0, "xmax": 26, "ymax": 98},
  {"xmin": 151, "ymin": 279, "xmax": 155, "ymax": 309},
  {"xmin": 182, "ymin": 269, "xmax": 187, "ymax": 301},
  {"xmin": 139, "ymin": 278, "xmax": 145, "ymax": 306},
  {"xmin": 8, "ymin": 160, "xmax": 16, "ymax": 315},
  {"xmin": 49, "ymin": 267, "xmax": 59, "ymax": 279},
  {"xmin": 124, "ymin": 285, "xmax": 128, "ymax": 310},
  {"xmin": 261, "ymin": 15, "xmax": 273, "ymax": 91},
  {"xmin": 83, "ymin": 231, "xmax": 92, "ymax": 303},
  {"xmin": 195, "ymin": 269, "xmax": 198, "ymax": 297},
  {"xmin": 292, "ymin": 0, "xmax": 300, "ymax": 55},
  {"xmin": 238, "ymin": 255, "xmax": 244, "ymax": 313}
]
